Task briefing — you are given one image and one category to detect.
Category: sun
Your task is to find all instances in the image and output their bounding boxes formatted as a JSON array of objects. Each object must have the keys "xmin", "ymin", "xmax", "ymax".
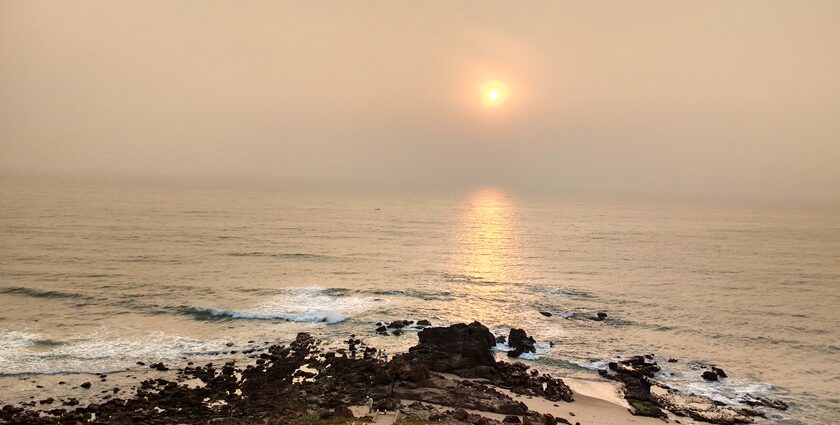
[{"xmin": 481, "ymin": 81, "xmax": 508, "ymax": 107}]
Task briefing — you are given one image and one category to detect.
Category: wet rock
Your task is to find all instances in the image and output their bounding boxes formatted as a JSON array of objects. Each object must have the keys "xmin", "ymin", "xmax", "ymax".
[
  {"xmin": 667, "ymin": 358, "xmax": 678, "ymax": 363},
  {"xmin": 80, "ymin": 382, "xmax": 91, "ymax": 389},
  {"xmin": 375, "ymin": 325, "xmax": 388, "ymax": 335},
  {"xmin": 507, "ymin": 328, "xmax": 536, "ymax": 358},
  {"xmin": 741, "ymin": 394, "xmax": 788, "ymax": 411},
  {"xmin": 539, "ymin": 311, "xmax": 552, "ymax": 317},
  {"xmin": 701, "ymin": 370, "xmax": 719, "ymax": 381},
  {"xmin": 589, "ymin": 312, "xmax": 608, "ymax": 321},
  {"xmin": 387, "ymin": 320, "xmax": 412, "ymax": 329},
  {"xmin": 713, "ymin": 367, "xmax": 728, "ymax": 378},
  {"xmin": 503, "ymin": 415, "xmax": 522, "ymax": 423},
  {"xmin": 415, "ymin": 319, "xmax": 432, "ymax": 327},
  {"xmin": 150, "ymin": 362, "xmax": 169, "ymax": 371}
]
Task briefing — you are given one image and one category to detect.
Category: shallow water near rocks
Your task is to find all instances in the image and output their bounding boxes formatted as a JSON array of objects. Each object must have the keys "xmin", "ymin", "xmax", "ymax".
[{"xmin": 1, "ymin": 179, "xmax": 838, "ymax": 423}]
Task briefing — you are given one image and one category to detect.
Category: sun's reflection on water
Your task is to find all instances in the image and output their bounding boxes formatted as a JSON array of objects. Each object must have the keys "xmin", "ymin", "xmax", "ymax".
[{"xmin": 453, "ymin": 187, "xmax": 521, "ymax": 287}]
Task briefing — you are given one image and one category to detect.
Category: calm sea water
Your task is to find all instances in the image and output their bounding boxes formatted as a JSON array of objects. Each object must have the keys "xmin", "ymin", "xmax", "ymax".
[{"xmin": 1, "ymin": 179, "xmax": 838, "ymax": 423}]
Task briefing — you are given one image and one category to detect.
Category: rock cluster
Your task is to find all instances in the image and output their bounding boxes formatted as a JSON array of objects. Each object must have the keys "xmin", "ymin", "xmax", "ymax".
[{"xmin": 0, "ymin": 323, "xmax": 574, "ymax": 425}]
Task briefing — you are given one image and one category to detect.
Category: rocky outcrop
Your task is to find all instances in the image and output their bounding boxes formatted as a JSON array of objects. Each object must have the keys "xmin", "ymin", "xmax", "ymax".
[
  {"xmin": 599, "ymin": 355, "xmax": 764, "ymax": 424},
  {"xmin": 507, "ymin": 328, "xmax": 536, "ymax": 358},
  {"xmin": 402, "ymin": 321, "xmax": 497, "ymax": 376}
]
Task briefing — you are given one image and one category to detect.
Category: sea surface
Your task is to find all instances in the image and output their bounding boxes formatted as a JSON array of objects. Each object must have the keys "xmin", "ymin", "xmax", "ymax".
[{"xmin": 1, "ymin": 178, "xmax": 838, "ymax": 423}]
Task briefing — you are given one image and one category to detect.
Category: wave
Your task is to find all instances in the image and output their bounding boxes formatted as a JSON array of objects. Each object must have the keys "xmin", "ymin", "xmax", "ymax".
[
  {"xmin": 0, "ymin": 328, "xmax": 254, "ymax": 375},
  {"xmin": 225, "ymin": 252, "xmax": 337, "ymax": 261},
  {"xmin": 520, "ymin": 284, "xmax": 593, "ymax": 299},
  {"xmin": 175, "ymin": 287, "xmax": 373, "ymax": 325},
  {"xmin": 0, "ymin": 286, "xmax": 91, "ymax": 301},
  {"xmin": 491, "ymin": 333, "xmax": 552, "ymax": 360},
  {"xmin": 176, "ymin": 306, "xmax": 348, "ymax": 324},
  {"xmin": 366, "ymin": 289, "xmax": 453, "ymax": 301}
]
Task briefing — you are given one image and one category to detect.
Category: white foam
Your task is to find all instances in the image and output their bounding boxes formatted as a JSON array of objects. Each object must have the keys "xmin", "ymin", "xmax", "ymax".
[
  {"xmin": 186, "ymin": 287, "xmax": 374, "ymax": 324},
  {"xmin": 0, "ymin": 327, "xmax": 241, "ymax": 375},
  {"xmin": 492, "ymin": 340, "xmax": 552, "ymax": 360}
]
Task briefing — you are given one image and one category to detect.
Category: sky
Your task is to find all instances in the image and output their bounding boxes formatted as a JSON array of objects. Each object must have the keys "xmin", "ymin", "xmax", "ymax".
[{"xmin": 1, "ymin": 1, "xmax": 839, "ymax": 200}]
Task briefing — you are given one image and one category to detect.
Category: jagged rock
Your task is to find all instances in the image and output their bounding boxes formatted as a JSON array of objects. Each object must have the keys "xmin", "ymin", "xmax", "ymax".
[{"xmin": 507, "ymin": 329, "xmax": 536, "ymax": 358}]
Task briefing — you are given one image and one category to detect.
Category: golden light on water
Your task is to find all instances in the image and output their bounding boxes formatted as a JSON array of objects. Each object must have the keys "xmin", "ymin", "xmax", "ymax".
[
  {"xmin": 455, "ymin": 188, "xmax": 519, "ymax": 284},
  {"xmin": 481, "ymin": 80, "xmax": 509, "ymax": 107}
]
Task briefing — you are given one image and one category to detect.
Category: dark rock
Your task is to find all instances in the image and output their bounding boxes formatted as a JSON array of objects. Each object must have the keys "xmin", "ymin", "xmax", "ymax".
[
  {"xmin": 667, "ymin": 358, "xmax": 678, "ymax": 363},
  {"xmin": 334, "ymin": 404, "xmax": 355, "ymax": 418},
  {"xmin": 411, "ymin": 321, "xmax": 497, "ymax": 371},
  {"xmin": 498, "ymin": 401, "xmax": 529, "ymax": 415},
  {"xmin": 741, "ymin": 394, "xmax": 788, "ymax": 411},
  {"xmin": 387, "ymin": 320, "xmax": 411, "ymax": 329},
  {"xmin": 713, "ymin": 367, "xmax": 728, "ymax": 378},
  {"xmin": 507, "ymin": 328, "xmax": 536, "ymax": 358},
  {"xmin": 415, "ymin": 319, "xmax": 432, "ymax": 327},
  {"xmin": 79, "ymin": 382, "xmax": 91, "ymax": 389},
  {"xmin": 590, "ymin": 312, "xmax": 608, "ymax": 321},
  {"xmin": 539, "ymin": 311, "xmax": 552, "ymax": 317},
  {"xmin": 150, "ymin": 362, "xmax": 169, "ymax": 371},
  {"xmin": 503, "ymin": 415, "xmax": 522, "ymax": 423},
  {"xmin": 701, "ymin": 371, "xmax": 719, "ymax": 381}
]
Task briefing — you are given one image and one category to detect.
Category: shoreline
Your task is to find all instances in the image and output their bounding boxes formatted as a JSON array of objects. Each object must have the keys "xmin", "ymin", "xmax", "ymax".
[{"xmin": 0, "ymin": 322, "xmax": 787, "ymax": 424}]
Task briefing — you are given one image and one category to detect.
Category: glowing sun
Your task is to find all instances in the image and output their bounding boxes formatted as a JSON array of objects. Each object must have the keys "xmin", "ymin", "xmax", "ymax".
[{"xmin": 481, "ymin": 81, "xmax": 509, "ymax": 107}]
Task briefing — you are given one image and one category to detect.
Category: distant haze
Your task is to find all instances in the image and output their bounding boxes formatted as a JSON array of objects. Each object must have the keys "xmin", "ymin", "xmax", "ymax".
[{"xmin": 2, "ymin": 1, "xmax": 839, "ymax": 200}]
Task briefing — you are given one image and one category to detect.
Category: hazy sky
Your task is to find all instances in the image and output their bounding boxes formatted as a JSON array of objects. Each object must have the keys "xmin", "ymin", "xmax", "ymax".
[{"xmin": 2, "ymin": 1, "xmax": 839, "ymax": 199}]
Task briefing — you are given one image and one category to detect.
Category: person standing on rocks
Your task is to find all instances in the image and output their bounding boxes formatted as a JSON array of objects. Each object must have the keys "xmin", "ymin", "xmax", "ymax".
[{"xmin": 366, "ymin": 396, "xmax": 374, "ymax": 414}]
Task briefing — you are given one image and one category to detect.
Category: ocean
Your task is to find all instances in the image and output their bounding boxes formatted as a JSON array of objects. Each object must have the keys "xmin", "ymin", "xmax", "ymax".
[{"xmin": 1, "ymin": 178, "xmax": 838, "ymax": 424}]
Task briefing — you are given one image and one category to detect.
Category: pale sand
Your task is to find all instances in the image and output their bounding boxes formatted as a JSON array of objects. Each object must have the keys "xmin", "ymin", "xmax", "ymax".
[{"xmin": 419, "ymin": 374, "xmax": 703, "ymax": 425}]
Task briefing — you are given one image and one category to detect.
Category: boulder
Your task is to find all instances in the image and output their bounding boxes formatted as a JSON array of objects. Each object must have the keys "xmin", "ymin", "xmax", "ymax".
[
  {"xmin": 507, "ymin": 329, "xmax": 536, "ymax": 358},
  {"xmin": 701, "ymin": 370, "xmax": 719, "ymax": 381}
]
